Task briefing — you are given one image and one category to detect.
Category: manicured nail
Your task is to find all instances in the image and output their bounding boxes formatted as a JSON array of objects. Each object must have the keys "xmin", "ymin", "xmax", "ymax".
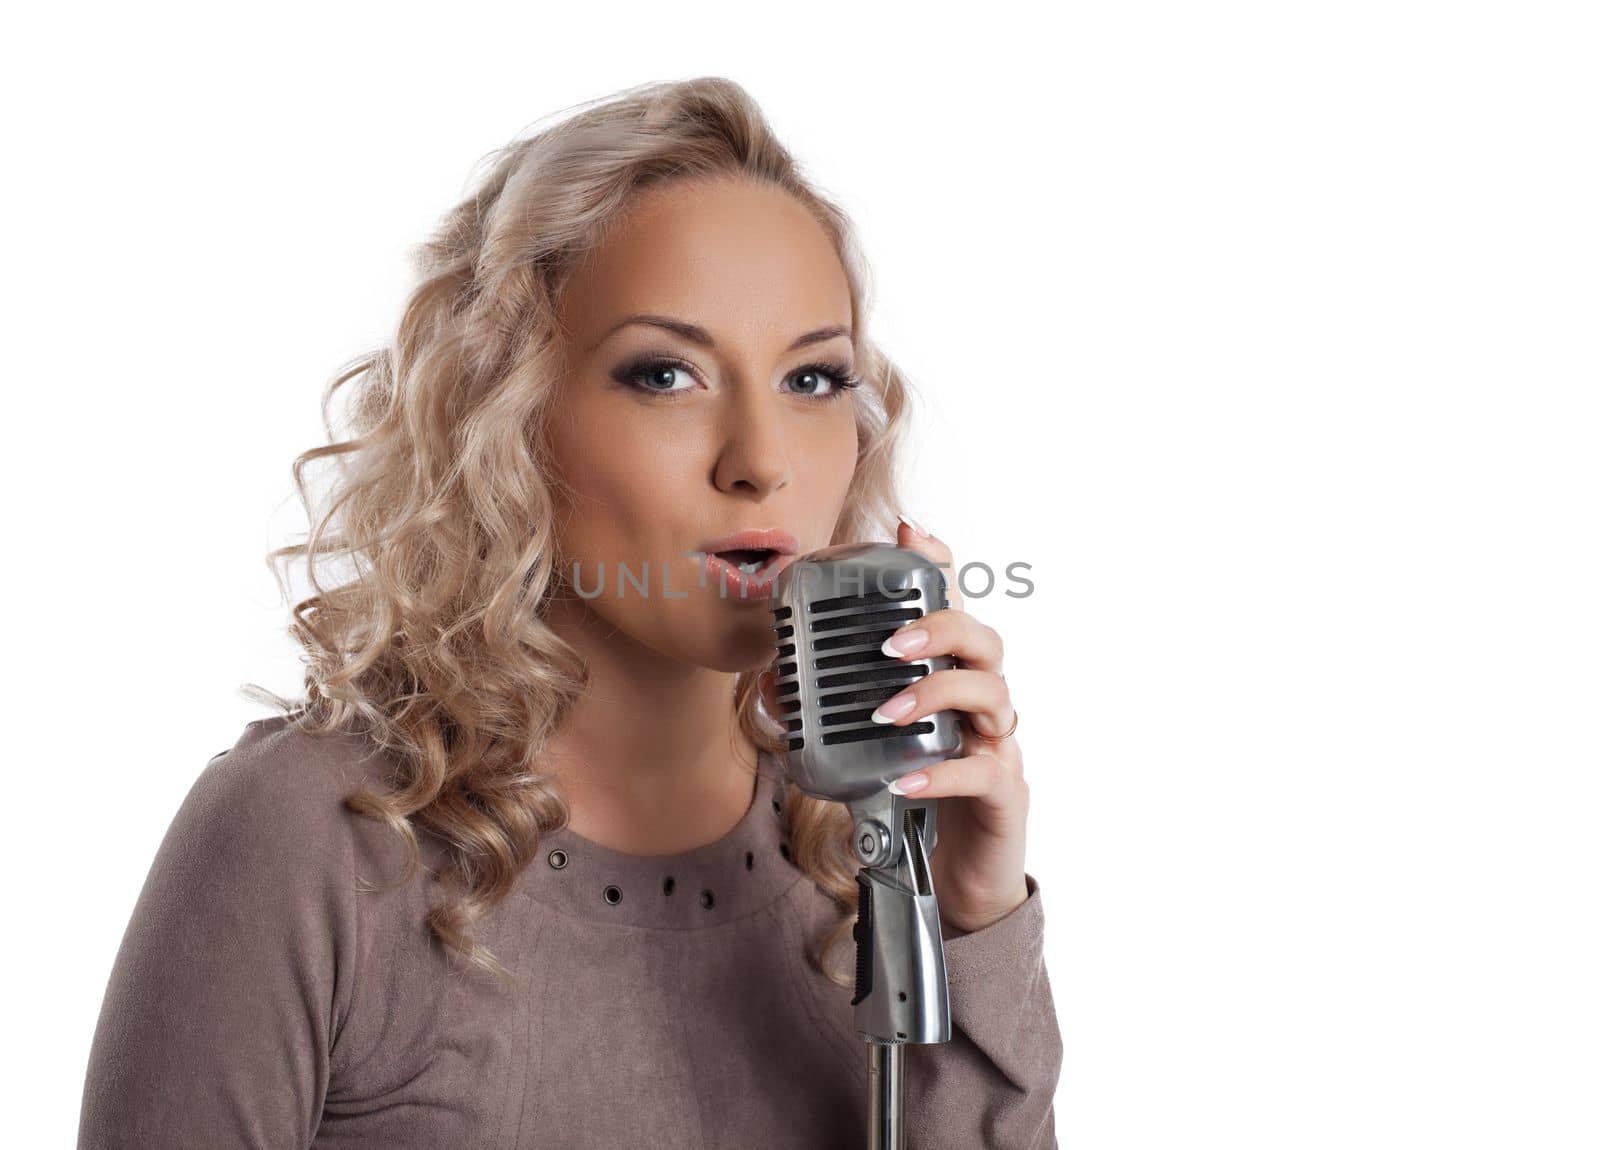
[
  {"xmin": 870, "ymin": 692, "xmax": 917, "ymax": 723},
  {"xmin": 881, "ymin": 628, "xmax": 929, "ymax": 658},
  {"xmin": 897, "ymin": 512, "xmax": 927, "ymax": 536},
  {"xmin": 888, "ymin": 772, "xmax": 929, "ymax": 795}
]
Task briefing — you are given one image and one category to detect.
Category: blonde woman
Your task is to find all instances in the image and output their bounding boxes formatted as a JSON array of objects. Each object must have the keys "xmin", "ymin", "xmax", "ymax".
[{"xmin": 78, "ymin": 77, "xmax": 1062, "ymax": 1149}]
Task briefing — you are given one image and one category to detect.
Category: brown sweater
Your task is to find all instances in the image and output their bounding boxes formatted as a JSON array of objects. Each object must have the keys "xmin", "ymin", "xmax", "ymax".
[{"xmin": 78, "ymin": 715, "xmax": 1062, "ymax": 1148}]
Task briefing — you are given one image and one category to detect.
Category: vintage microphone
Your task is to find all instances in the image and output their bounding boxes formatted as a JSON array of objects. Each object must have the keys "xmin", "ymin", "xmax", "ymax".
[{"xmin": 769, "ymin": 541, "xmax": 965, "ymax": 1150}]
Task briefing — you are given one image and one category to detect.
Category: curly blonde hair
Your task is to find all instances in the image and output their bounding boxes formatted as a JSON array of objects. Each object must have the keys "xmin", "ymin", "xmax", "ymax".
[{"xmin": 244, "ymin": 76, "xmax": 917, "ymax": 986}]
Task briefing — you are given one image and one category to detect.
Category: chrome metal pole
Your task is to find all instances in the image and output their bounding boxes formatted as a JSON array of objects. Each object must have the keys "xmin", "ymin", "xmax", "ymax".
[{"xmin": 867, "ymin": 1041, "xmax": 906, "ymax": 1150}]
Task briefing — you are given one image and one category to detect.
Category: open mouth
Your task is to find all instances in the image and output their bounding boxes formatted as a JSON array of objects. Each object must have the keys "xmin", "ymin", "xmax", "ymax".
[
  {"xmin": 698, "ymin": 529, "xmax": 801, "ymax": 600},
  {"xmin": 702, "ymin": 548, "xmax": 796, "ymax": 600},
  {"xmin": 712, "ymin": 547, "xmax": 780, "ymax": 572}
]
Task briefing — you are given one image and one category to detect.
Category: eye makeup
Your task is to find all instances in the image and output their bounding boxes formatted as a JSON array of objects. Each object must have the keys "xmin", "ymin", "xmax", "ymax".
[{"xmin": 610, "ymin": 354, "xmax": 862, "ymax": 403}]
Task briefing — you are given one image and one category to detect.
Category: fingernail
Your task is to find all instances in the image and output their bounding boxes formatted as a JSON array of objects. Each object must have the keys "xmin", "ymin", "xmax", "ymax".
[
  {"xmin": 888, "ymin": 772, "xmax": 929, "ymax": 794},
  {"xmin": 870, "ymin": 692, "xmax": 917, "ymax": 723},
  {"xmin": 881, "ymin": 628, "xmax": 929, "ymax": 657},
  {"xmin": 897, "ymin": 511, "xmax": 927, "ymax": 536}
]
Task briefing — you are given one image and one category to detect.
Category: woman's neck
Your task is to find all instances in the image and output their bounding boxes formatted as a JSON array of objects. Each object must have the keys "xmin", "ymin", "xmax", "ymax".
[{"xmin": 538, "ymin": 594, "xmax": 760, "ymax": 856}]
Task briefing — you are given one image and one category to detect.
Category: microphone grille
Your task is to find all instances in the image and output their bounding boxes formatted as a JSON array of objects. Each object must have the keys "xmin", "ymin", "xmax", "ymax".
[{"xmin": 771, "ymin": 543, "xmax": 964, "ymax": 800}]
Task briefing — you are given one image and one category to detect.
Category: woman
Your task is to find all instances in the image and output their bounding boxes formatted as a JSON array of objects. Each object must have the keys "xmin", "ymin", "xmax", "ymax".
[{"xmin": 78, "ymin": 76, "xmax": 1062, "ymax": 1149}]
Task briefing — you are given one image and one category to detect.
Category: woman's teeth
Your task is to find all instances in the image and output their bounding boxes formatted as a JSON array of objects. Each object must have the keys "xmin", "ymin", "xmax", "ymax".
[{"xmin": 718, "ymin": 548, "xmax": 771, "ymax": 569}]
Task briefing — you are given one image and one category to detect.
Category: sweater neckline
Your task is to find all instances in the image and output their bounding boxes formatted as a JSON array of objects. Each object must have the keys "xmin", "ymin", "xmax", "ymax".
[{"xmin": 518, "ymin": 748, "xmax": 805, "ymax": 929}]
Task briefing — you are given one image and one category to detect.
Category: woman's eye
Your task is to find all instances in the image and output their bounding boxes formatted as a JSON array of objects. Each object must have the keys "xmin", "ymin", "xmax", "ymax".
[
  {"xmin": 620, "ymin": 360, "xmax": 698, "ymax": 396},
  {"xmin": 784, "ymin": 364, "xmax": 855, "ymax": 398},
  {"xmin": 787, "ymin": 369, "xmax": 836, "ymax": 397},
  {"xmin": 616, "ymin": 357, "xmax": 854, "ymax": 401}
]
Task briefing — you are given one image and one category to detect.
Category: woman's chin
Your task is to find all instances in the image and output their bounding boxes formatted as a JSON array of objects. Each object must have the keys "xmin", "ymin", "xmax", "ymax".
[{"xmin": 694, "ymin": 613, "xmax": 784, "ymax": 675}]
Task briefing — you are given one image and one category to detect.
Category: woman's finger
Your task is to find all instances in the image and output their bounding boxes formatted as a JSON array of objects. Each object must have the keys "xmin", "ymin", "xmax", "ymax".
[
  {"xmin": 868, "ymin": 667, "xmax": 1015, "ymax": 741},
  {"xmin": 880, "ymin": 607, "xmax": 1004, "ymax": 675},
  {"xmin": 886, "ymin": 749, "xmax": 1025, "ymax": 808},
  {"xmin": 896, "ymin": 517, "xmax": 961, "ymax": 613}
]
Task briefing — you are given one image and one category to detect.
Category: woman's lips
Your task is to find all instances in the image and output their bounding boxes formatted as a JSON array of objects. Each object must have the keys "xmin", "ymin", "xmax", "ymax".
[
  {"xmin": 701, "ymin": 549, "xmax": 799, "ymax": 602},
  {"xmin": 699, "ymin": 527, "xmax": 801, "ymax": 556}
]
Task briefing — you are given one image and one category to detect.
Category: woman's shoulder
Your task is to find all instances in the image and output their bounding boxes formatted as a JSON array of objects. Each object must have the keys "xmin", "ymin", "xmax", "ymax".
[
  {"xmin": 175, "ymin": 711, "xmax": 417, "ymax": 883},
  {"xmin": 203, "ymin": 711, "xmax": 393, "ymax": 809},
  {"xmin": 80, "ymin": 712, "xmax": 415, "ymax": 1142}
]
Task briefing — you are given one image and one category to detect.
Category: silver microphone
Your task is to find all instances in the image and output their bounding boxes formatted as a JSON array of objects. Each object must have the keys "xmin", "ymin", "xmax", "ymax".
[
  {"xmin": 770, "ymin": 541, "xmax": 962, "ymax": 1054},
  {"xmin": 771, "ymin": 541, "xmax": 964, "ymax": 801}
]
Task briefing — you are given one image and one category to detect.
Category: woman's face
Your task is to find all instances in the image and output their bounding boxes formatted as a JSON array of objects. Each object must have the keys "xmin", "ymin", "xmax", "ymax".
[{"xmin": 546, "ymin": 174, "xmax": 861, "ymax": 672}]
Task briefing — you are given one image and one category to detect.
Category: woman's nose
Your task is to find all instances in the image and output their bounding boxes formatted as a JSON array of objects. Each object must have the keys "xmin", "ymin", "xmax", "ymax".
[{"xmin": 712, "ymin": 395, "xmax": 792, "ymax": 498}]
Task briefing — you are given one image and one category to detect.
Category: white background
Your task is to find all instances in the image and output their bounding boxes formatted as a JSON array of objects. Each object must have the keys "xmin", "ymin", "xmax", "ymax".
[{"xmin": 4, "ymin": 2, "xmax": 1596, "ymax": 1146}]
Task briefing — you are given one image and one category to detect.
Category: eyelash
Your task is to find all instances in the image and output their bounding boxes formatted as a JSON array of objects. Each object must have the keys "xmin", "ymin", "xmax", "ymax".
[{"xmin": 613, "ymin": 356, "xmax": 863, "ymax": 403}]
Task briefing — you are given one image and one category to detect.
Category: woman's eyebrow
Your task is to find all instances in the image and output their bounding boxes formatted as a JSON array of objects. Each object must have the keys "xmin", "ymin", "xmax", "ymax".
[{"xmin": 587, "ymin": 314, "xmax": 851, "ymax": 353}]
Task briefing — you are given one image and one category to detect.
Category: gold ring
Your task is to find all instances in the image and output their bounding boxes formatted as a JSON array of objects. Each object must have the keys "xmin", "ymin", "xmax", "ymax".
[{"xmin": 970, "ymin": 708, "xmax": 1019, "ymax": 744}]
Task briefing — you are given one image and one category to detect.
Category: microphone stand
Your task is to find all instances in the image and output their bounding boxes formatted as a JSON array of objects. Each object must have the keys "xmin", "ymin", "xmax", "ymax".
[
  {"xmin": 768, "ymin": 540, "xmax": 965, "ymax": 1147},
  {"xmin": 845, "ymin": 787, "xmax": 951, "ymax": 1150}
]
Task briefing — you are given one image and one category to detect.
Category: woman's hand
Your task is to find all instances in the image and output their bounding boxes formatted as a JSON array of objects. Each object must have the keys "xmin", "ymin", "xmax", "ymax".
[
  {"xmin": 759, "ymin": 517, "xmax": 1029, "ymax": 935},
  {"xmin": 872, "ymin": 517, "xmax": 1028, "ymax": 934}
]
